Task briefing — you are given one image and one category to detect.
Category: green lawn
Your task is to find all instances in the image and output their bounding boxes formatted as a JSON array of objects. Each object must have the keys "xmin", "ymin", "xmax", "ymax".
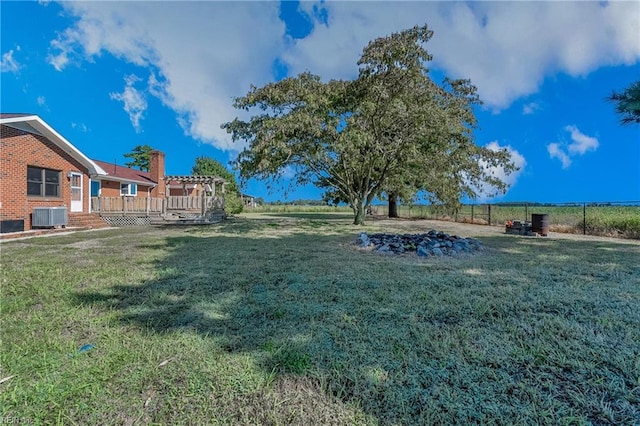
[{"xmin": 2, "ymin": 214, "xmax": 639, "ymax": 424}]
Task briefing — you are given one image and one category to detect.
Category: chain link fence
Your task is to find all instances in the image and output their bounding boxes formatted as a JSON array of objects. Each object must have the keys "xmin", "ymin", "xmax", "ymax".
[{"xmin": 370, "ymin": 202, "xmax": 640, "ymax": 239}]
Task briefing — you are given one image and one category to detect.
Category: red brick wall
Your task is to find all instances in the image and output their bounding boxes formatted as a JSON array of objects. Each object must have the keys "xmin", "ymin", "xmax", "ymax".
[
  {"xmin": 149, "ymin": 150, "xmax": 166, "ymax": 198},
  {"xmin": 0, "ymin": 125, "xmax": 91, "ymax": 229}
]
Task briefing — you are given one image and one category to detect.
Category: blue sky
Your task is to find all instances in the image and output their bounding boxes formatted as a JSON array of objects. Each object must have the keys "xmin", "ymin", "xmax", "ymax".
[{"xmin": 2, "ymin": 1, "xmax": 639, "ymax": 204}]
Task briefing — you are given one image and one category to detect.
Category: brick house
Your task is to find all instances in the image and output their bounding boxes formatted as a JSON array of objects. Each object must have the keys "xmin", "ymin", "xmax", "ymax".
[
  {"xmin": 88, "ymin": 152, "xmax": 169, "ymax": 220},
  {"xmin": 0, "ymin": 114, "xmax": 168, "ymax": 232},
  {"xmin": 92, "ymin": 157, "xmax": 162, "ymax": 199},
  {"xmin": 1, "ymin": 114, "xmax": 225, "ymax": 234},
  {"xmin": 0, "ymin": 113, "xmax": 110, "ymax": 232}
]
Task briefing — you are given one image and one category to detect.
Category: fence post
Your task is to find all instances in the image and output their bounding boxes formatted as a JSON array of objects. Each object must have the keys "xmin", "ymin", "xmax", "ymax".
[
  {"xmin": 123, "ymin": 196, "xmax": 127, "ymax": 214},
  {"xmin": 488, "ymin": 204, "xmax": 492, "ymax": 225},
  {"xmin": 583, "ymin": 203, "xmax": 586, "ymax": 235},
  {"xmin": 525, "ymin": 203, "xmax": 528, "ymax": 221},
  {"xmin": 471, "ymin": 204, "xmax": 474, "ymax": 223}
]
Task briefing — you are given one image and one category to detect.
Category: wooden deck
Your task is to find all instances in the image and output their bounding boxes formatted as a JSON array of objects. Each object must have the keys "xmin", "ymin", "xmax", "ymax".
[{"xmin": 91, "ymin": 196, "xmax": 224, "ymax": 216}]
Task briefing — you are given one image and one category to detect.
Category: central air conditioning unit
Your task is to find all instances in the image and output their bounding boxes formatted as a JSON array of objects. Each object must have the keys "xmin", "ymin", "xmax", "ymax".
[{"xmin": 32, "ymin": 207, "xmax": 68, "ymax": 228}]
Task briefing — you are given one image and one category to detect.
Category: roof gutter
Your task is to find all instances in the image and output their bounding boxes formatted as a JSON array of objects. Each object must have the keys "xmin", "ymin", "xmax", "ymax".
[
  {"xmin": 97, "ymin": 175, "xmax": 158, "ymax": 187},
  {"xmin": 1, "ymin": 115, "xmax": 108, "ymax": 176}
]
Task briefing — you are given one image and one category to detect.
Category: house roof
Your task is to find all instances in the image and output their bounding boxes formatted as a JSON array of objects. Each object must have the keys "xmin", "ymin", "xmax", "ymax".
[
  {"xmin": 0, "ymin": 113, "xmax": 33, "ymax": 119},
  {"xmin": 0, "ymin": 114, "xmax": 107, "ymax": 176},
  {"xmin": 164, "ymin": 175, "xmax": 226, "ymax": 185},
  {"xmin": 92, "ymin": 160, "xmax": 157, "ymax": 186}
]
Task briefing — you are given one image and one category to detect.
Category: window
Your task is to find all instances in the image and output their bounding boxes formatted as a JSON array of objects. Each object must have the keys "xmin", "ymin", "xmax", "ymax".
[
  {"xmin": 120, "ymin": 183, "xmax": 137, "ymax": 196},
  {"xmin": 27, "ymin": 166, "xmax": 60, "ymax": 197}
]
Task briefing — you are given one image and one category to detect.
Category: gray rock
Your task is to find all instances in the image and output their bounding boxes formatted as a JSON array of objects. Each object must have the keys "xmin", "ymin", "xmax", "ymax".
[
  {"xmin": 417, "ymin": 245, "xmax": 430, "ymax": 257},
  {"xmin": 357, "ymin": 233, "xmax": 370, "ymax": 247},
  {"xmin": 453, "ymin": 242, "xmax": 469, "ymax": 253},
  {"xmin": 355, "ymin": 231, "xmax": 483, "ymax": 257}
]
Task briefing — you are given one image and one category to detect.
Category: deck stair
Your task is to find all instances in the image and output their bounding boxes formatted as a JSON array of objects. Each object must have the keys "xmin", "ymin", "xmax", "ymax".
[{"xmin": 68, "ymin": 213, "xmax": 111, "ymax": 229}]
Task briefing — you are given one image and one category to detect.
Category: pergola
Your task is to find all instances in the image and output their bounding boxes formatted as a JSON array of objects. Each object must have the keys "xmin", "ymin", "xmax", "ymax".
[{"xmin": 163, "ymin": 175, "xmax": 226, "ymax": 196}]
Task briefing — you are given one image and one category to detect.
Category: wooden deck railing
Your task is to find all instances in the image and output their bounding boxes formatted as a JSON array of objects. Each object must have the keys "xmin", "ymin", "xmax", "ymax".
[
  {"xmin": 91, "ymin": 196, "xmax": 224, "ymax": 215},
  {"xmin": 165, "ymin": 196, "xmax": 224, "ymax": 211}
]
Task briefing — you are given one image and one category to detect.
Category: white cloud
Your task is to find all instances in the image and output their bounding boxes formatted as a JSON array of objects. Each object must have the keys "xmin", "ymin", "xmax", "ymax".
[
  {"xmin": 71, "ymin": 122, "xmax": 89, "ymax": 133},
  {"xmin": 46, "ymin": 1, "xmax": 639, "ymax": 151},
  {"xmin": 1, "ymin": 49, "xmax": 21, "ymax": 73},
  {"xmin": 547, "ymin": 126, "xmax": 599, "ymax": 169},
  {"xmin": 547, "ymin": 143, "xmax": 572, "ymax": 169},
  {"xmin": 110, "ymin": 75, "xmax": 148, "ymax": 133},
  {"xmin": 565, "ymin": 125, "xmax": 599, "ymax": 155},
  {"xmin": 48, "ymin": 38, "xmax": 72, "ymax": 71},
  {"xmin": 476, "ymin": 141, "xmax": 526, "ymax": 200},
  {"xmin": 522, "ymin": 102, "xmax": 540, "ymax": 115},
  {"xmin": 284, "ymin": 2, "xmax": 640, "ymax": 109},
  {"xmin": 48, "ymin": 2, "xmax": 285, "ymax": 151},
  {"xmin": 36, "ymin": 96, "xmax": 46, "ymax": 106}
]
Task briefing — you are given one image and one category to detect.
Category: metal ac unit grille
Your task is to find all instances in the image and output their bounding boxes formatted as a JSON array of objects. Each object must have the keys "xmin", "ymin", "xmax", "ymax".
[{"xmin": 32, "ymin": 207, "xmax": 68, "ymax": 227}]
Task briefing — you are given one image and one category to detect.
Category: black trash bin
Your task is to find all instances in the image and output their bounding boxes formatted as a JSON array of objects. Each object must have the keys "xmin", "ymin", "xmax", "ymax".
[{"xmin": 531, "ymin": 214, "xmax": 549, "ymax": 236}]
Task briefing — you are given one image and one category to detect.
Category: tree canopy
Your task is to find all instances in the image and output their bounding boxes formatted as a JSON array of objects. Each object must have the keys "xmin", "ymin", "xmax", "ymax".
[
  {"xmin": 191, "ymin": 156, "xmax": 243, "ymax": 214},
  {"xmin": 609, "ymin": 80, "xmax": 640, "ymax": 125},
  {"xmin": 223, "ymin": 25, "xmax": 516, "ymax": 225},
  {"xmin": 124, "ymin": 144, "xmax": 153, "ymax": 171}
]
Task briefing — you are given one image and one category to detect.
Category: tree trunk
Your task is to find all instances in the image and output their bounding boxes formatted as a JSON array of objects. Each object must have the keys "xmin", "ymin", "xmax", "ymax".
[
  {"xmin": 388, "ymin": 192, "xmax": 399, "ymax": 218},
  {"xmin": 353, "ymin": 202, "xmax": 366, "ymax": 225}
]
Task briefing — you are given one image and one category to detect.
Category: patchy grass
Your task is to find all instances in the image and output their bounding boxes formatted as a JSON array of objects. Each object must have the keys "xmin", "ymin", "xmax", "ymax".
[{"xmin": 1, "ymin": 215, "xmax": 639, "ymax": 424}]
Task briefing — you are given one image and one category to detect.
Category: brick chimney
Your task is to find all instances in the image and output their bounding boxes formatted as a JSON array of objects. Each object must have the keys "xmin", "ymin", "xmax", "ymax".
[{"xmin": 149, "ymin": 150, "xmax": 166, "ymax": 198}]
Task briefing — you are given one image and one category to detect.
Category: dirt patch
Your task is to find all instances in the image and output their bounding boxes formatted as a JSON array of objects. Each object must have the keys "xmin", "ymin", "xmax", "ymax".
[
  {"xmin": 67, "ymin": 239, "xmax": 105, "ymax": 249},
  {"xmin": 367, "ymin": 216, "xmax": 640, "ymax": 245},
  {"xmin": 225, "ymin": 376, "xmax": 370, "ymax": 425}
]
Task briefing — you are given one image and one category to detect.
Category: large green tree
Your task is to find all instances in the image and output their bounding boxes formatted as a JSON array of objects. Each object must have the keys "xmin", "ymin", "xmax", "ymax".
[
  {"xmin": 609, "ymin": 80, "xmax": 640, "ymax": 125},
  {"xmin": 124, "ymin": 144, "xmax": 153, "ymax": 171},
  {"xmin": 353, "ymin": 32, "xmax": 509, "ymax": 218},
  {"xmin": 223, "ymin": 25, "xmax": 516, "ymax": 225},
  {"xmin": 191, "ymin": 156, "xmax": 243, "ymax": 214}
]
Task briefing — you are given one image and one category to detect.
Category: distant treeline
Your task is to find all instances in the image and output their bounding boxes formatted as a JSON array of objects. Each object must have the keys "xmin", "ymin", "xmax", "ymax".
[
  {"xmin": 490, "ymin": 201, "xmax": 640, "ymax": 207},
  {"xmin": 263, "ymin": 199, "xmax": 329, "ymax": 206},
  {"xmin": 262, "ymin": 200, "xmax": 639, "ymax": 207}
]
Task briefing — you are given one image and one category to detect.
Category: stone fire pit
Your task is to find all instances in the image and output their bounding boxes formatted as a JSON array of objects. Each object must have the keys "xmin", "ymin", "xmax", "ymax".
[{"xmin": 356, "ymin": 230, "xmax": 484, "ymax": 257}]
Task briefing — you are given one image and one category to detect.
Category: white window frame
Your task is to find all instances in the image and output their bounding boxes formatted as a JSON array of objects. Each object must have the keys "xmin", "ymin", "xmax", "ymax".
[{"xmin": 120, "ymin": 183, "xmax": 138, "ymax": 196}]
